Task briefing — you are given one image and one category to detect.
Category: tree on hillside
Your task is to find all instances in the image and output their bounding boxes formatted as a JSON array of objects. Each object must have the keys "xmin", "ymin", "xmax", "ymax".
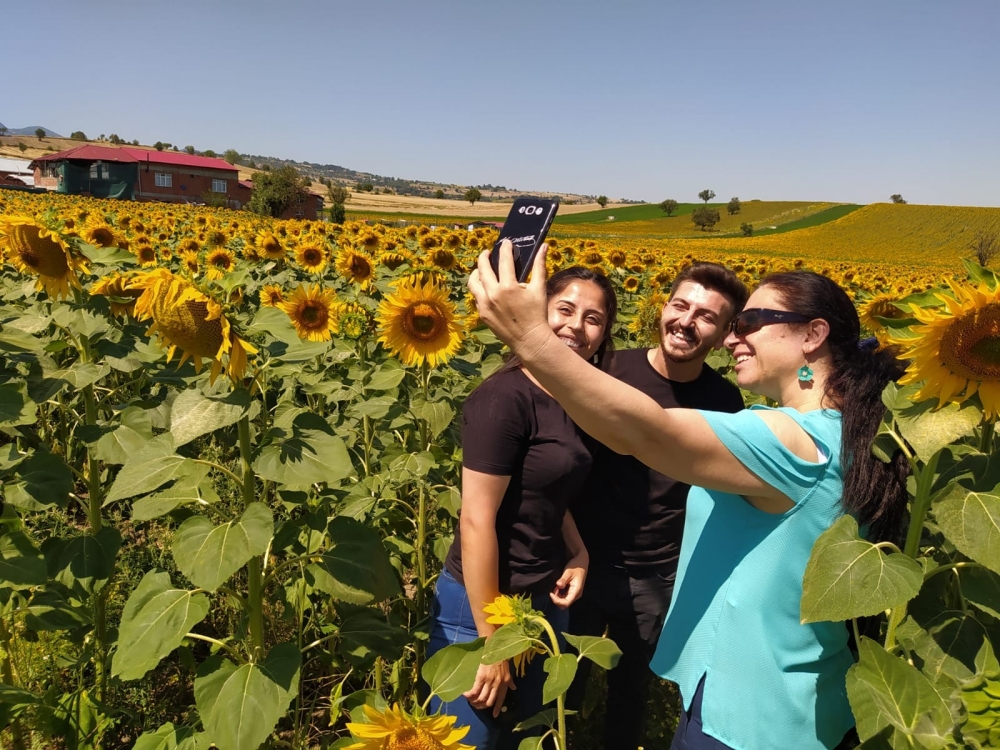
[
  {"xmin": 35, "ymin": 128, "xmax": 46, "ymax": 140},
  {"xmin": 247, "ymin": 166, "xmax": 311, "ymax": 218},
  {"xmin": 109, "ymin": 134, "xmax": 123, "ymax": 145},
  {"xmin": 464, "ymin": 187, "xmax": 482, "ymax": 205},
  {"xmin": 969, "ymin": 230, "xmax": 999, "ymax": 268},
  {"xmin": 659, "ymin": 199, "xmax": 679, "ymax": 216},
  {"xmin": 184, "ymin": 145, "xmax": 196, "ymax": 155},
  {"xmin": 224, "ymin": 149, "xmax": 243, "ymax": 166},
  {"xmin": 70, "ymin": 131, "xmax": 87, "ymax": 141},
  {"xmin": 597, "ymin": 195, "xmax": 609, "ymax": 208},
  {"xmin": 434, "ymin": 189, "xmax": 445, "ymax": 199},
  {"xmin": 202, "ymin": 149, "xmax": 217, "ymax": 158},
  {"xmin": 132, "ymin": 139, "xmax": 139, "ymax": 146},
  {"xmin": 327, "ymin": 185, "xmax": 350, "ymax": 205},
  {"xmin": 18, "ymin": 142, "xmax": 27, "ymax": 153},
  {"xmin": 890, "ymin": 194, "xmax": 907, "ymax": 204},
  {"xmin": 247, "ymin": 159, "xmax": 257, "ymax": 169},
  {"xmin": 698, "ymin": 189, "xmax": 715, "ymax": 204},
  {"xmin": 740, "ymin": 222, "xmax": 754, "ymax": 237},
  {"xmin": 154, "ymin": 142, "xmax": 165, "ymax": 151},
  {"xmin": 727, "ymin": 197, "xmax": 741, "ymax": 215},
  {"xmin": 691, "ymin": 206, "xmax": 721, "ymax": 231},
  {"xmin": 0, "ymin": 126, "xmax": 8, "ymax": 137}
]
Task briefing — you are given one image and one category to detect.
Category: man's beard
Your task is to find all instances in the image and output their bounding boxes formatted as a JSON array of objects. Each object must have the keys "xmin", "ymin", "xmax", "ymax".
[{"xmin": 659, "ymin": 325, "xmax": 712, "ymax": 363}]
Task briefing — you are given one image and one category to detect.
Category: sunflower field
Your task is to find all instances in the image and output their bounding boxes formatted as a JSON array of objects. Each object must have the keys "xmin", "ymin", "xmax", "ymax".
[{"xmin": 1, "ymin": 188, "xmax": 1000, "ymax": 750}]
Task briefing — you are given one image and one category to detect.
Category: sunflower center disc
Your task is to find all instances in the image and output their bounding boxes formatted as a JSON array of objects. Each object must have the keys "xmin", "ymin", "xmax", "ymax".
[
  {"xmin": 405, "ymin": 303, "xmax": 443, "ymax": 341},
  {"xmin": 351, "ymin": 257, "xmax": 371, "ymax": 276},
  {"xmin": 386, "ymin": 727, "xmax": 445, "ymax": 750},
  {"xmin": 301, "ymin": 303, "xmax": 327, "ymax": 328},
  {"xmin": 13, "ymin": 226, "xmax": 70, "ymax": 277},
  {"xmin": 939, "ymin": 304, "xmax": 1000, "ymax": 380}
]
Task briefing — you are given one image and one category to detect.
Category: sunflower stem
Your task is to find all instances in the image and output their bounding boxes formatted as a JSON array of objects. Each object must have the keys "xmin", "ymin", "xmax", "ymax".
[
  {"xmin": 238, "ymin": 415, "xmax": 264, "ymax": 658},
  {"xmin": 902, "ymin": 449, "xmax": 940, "ymax": 559},
  {"xmin": 414, "ymin": 362, "xmax": 431, "ymax": 683},
  {"xmin": 0, "ymin": 617, "xmax": 27, "ymax": 750},
  {"xmin": 530, "ymin": 615, "xmax": 567, "ymax": 750},
  {"xmin": 981, "ymin": 418, "xmax": 995, "ymax": 453}
]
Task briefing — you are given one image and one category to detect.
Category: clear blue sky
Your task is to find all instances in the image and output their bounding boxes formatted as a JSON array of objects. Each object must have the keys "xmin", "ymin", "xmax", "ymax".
[{"xmin": 5, "ymin": 0, "xmax": 999, "ymax": 206}]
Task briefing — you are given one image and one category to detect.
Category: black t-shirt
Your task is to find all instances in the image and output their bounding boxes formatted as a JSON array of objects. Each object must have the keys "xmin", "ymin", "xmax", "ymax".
[
  {"xmin": 445, "ymin": 368, "xmax": 592, "ymax": 595},
  {"xmin": 573, "ymin": 349, "xmax": 744, "ymax": 572}
]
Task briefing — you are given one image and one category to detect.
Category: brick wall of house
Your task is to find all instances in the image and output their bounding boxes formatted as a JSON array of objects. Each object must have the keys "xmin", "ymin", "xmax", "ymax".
[
  {"xmin": 135, "ymin": 165, "xmax": 242, "ymax": 205},
  {"xmin": 33, "ymin": 166, "xmax": 59, "ymax": 189}
]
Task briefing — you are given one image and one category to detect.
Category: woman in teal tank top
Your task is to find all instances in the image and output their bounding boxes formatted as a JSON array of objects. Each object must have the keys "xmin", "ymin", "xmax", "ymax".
[{"xmin": 469, "ymin": 249, "xmax": 911, "ymax": 750}]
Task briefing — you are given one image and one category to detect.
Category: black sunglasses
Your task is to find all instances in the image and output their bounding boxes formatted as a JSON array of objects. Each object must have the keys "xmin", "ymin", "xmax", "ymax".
[{"xmin": 729, "ymin": 308, "xmax": 813, "ymax": 336}]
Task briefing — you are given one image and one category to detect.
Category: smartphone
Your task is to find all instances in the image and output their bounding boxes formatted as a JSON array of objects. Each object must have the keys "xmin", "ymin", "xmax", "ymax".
[{"xmin": 489, "ymin": 197, "xmax": 559, "ymax": 282}]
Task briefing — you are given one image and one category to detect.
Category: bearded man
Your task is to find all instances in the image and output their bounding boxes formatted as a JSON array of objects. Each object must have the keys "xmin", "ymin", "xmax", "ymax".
[{"xmin": 569, "ymin": 262, "xmax": 748, "ymax": 750}]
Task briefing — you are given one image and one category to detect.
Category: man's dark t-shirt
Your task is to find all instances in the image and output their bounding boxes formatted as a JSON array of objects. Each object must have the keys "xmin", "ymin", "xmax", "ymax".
[
  {"xmin": 445, "ymin": 368, "xmax": 592, "ymax": 595},
  {"xmin": 574, "ymin": 349, "xmax": 744, "ymax": 573}
]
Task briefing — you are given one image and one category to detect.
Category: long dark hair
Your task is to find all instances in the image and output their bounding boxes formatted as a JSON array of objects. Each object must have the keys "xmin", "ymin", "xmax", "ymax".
[
  {"xmin": 491, "ymin": 266, "xmax": 619, "ymax": 379},
  {"xmin": 760, "ymin": 271, "xmax": 909, "ymax": 543}
]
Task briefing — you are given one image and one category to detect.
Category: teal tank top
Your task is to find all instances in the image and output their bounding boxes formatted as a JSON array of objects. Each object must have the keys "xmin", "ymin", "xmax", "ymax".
[{"xmin": 650, "ymin": 406, "xmax": 855, "ymax": 750}]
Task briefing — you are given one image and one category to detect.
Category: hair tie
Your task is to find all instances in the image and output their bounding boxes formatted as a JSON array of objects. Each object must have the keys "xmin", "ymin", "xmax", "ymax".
[{"xmin": 858, "ymin": 336, "xmax": 879, "ymax": 351}]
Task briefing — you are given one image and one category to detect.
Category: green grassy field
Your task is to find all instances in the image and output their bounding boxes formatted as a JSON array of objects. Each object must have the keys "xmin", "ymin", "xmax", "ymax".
[
  {"xmin": 552, "ymin": 202, "xmax": 702, "ymax": 224},
  {"xmin": 751, "ymin": 204, "xmax": 862, "ymax": 236}
]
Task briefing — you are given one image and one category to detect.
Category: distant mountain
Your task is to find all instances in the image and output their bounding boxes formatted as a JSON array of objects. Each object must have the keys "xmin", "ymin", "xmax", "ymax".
[{"xmin": 0, "ymin": 122, "xmax": 64, "ymax": 138}]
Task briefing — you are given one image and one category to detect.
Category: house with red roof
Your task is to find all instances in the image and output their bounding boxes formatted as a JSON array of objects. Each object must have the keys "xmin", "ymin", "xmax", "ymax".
[{"xmin": 31, "ymin": 145, "xmax": 249, "ymax": 207}]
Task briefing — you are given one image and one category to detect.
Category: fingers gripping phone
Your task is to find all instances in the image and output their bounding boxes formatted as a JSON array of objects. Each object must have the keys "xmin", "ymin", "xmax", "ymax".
[{"xmin": 489, "ymin": 197, "xmax": 559, "ymax": 282}]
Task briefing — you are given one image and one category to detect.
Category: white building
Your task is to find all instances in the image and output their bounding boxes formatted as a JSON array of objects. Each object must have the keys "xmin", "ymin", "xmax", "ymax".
[{"xmin": 0, "ymin": 157, "xmax": 34, "ymax": 186}]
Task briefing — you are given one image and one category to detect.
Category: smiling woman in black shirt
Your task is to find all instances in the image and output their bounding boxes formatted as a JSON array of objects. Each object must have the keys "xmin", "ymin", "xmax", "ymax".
[{"xmin": 429, "ymin": 266, "xmax": 618, "ymax": 750}]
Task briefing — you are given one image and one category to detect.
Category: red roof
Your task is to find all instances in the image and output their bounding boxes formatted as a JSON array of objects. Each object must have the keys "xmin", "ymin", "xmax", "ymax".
[{"xmin": 30, "ymin": 144, "xmax": 238, "ymax": 172}]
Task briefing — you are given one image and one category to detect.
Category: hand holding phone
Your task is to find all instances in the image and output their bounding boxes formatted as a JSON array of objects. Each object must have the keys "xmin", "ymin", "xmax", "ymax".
[{"xmin": 489, "ymin": 197, "xmax": 559, "ymax": 282}]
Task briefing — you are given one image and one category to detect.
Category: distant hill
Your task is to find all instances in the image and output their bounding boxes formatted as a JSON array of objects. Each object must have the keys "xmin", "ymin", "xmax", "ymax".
[{"xmin": 0, "ymin": 122, "xmax": 64, "ymax": 138}]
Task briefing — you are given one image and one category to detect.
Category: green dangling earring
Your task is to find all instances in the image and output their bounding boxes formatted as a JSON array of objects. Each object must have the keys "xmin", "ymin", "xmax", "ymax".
[{"xmin": 798, "ymin": 364, "xmax": 814, "ymax": 382}]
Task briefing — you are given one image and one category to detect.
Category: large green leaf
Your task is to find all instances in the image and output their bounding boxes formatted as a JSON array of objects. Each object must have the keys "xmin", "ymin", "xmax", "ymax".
[
  {"xmin": 132, "ymin": 476, "xmax": 220, "ymax": 522},
  {"xmin": 172, "ymin": 504, "xmax": 273, "ymax": 591},
  {"xmin": 132, "ymin": 722, "xmax": 197, "ymax": 750},
  {"xmin": 934, "ymin": 485, "xmax": 1000, "ymax": 575},
  {"xmin": 0, "ymin": 531, "xmax": 47, "ymax": 590},
  {"xmin": 891, "ymin": 389, "xmax": 983, "ymax": 463},
  {"xmin": 409, "ymin": 396, "xmax": 456, "ymax": 439},
  {"xmin": 482, "ymin": 623, "xmax": 536, "ymax": 666},
  {"xmin": 44, "ymin": 527, "xmax": 121, "ymax": 597},
  {"xmin": 801, "ymin": 515, "xmax": 923, "ymax": 622},
  {"xmin": 365, "ymin": 362, "xmax": 406, "ymax": 391},
  {"xmin": 847, "ymin": 637, "xmax": 955, "ymax": 749},
  {"xmin": 3, "ymin": 451, "xmax": 72, "ymax": 510},
  {"xmin": 345, "ymin": 395, "xmax": 397, "ymax": 420},
  {"xmin": 93, "ymin": 407, "xmax": 154, "ymax": 465},
  {"xmin": 896, "ymin": 611, "xmax": 988, "ymax": 687},
  {"xmin": 105, "ymin": 434, "xmax": 198, "ymax": 504},
  {"xmin": 168, "ymin": 388, "xmax": 255, "ymax": 448},
  {"xmin": 542, "ymin": 653, "xmax": 577, "ymax": 705},
  {"xmin": 337, "ymin": 605, "xmax": 411, "ymax": 668},
  {"xmin": 960, "ymin": 566, "xmax": 1000, "ymax": 619},
  {"xmin": 194, "ymin": 642, "xmax": 300, "ymax": 750},
  {"xmin": 253, "ymin": 412, "xmax": 353, "ymax": 487},
  {"xmin": 112, "ymin": 570, "xmax": 210, "ymax": 681},
  {"xmin": 0, "ymin": 382, "xmax": 36, "ymax": 427},
  {"xmin": 562, "ymin": 633, "xmax": 622, "ymax": 669},
  {"xmin": 304, "ymin": 517, "xmax": 400, "ymax": 604},
  {"xmin": 422, "ymin": 638, "xmax": 485, "ymax": 702},
  {"xmin": 24, "ymin": 587, "xmax": 91, "ymax": 631}
]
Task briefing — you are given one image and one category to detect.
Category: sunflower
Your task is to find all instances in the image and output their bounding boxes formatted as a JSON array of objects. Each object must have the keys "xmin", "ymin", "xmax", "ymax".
[
  {"xmin": 379, "ymin": 250, "xmax": 412, "ymax": 271},
  {"xmin": 377, "ymin": 276, "xmax": 463, "ymax": 368},
  {"xmin": 336, "ymin": 302, "xmax": 372, "ymax": 340},
  {"xmin": 256, "ymin": 232, "xmax": 285, "ymax": 260},
  {"xmin": 345, "ymin": 704, "xmax": 472, "ymax": 750},
  {"xmin": 858, "ymin": 293, "xmax": 908, "ymax": 338},
  {"xmin": 623, "ymin": 276, "xmax": 641, "ymax": 293},
  {"xmin": 0, "ymin": 215, "xmax": 90, "ymax": 299},
  {"xmin": 179, "ymin": 238, "xmax": 201, "ymax": 255},
  {"xmin": 205, "ymin": 248, "xmax": 236, "ymax": 280},
  {"xmin": 294, "ymin": 243, "xmax": 328, "ymax": 273},
  {"xmin": 131, "ymin": 269, "xmax": 257, "ymax": 384},
  {"xmin": 356, "ymin": 230, "xmax": 381, "ymax": 253},
  {"xmin": 181, "ymin": 249, "xmax": 201, "ymax": 276},
  {"xmin": 335, "ymin": 248, "xmax": 376, "ymax": 288},
  {"xmin": 428, "ymin": 247, "xmax": 458, "ymax": 271},
  {"xmin": 890, "ymin": 279, "xmax": 1000, "ymax": 419},
  {"xmin": 631, "ymin": 291, "xmax": 669, "ymax": 347},
  {"xmin": 83, "ymin": 224, "xmax": 118, "ymax": 248},
  {"xmin": 481, "ymin": 595, "xmax": 545, "ymax": 677},
  {"xmin": 90, "ymin": 272, "xmax": 143, "ymax": 316},
  {"xmin": 206, "ymin": 230, "xmax": 227, "ymax": 248},
  {"xmin": 260, "ymin": 284, "xmax": 285, "ymax": 308},
  {"xmin": 135, "ymin": 244, "xmax": 158, "ymax": 267},
  {"xmin": 278, "ymin": 284, "xmax": 339, "ymax": 342},
  {"xmin": 606, "ymin": 248, "xmax": 628, "ymax": 268}
]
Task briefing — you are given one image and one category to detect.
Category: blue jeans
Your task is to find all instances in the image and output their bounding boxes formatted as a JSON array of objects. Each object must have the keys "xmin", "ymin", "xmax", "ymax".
[
  {"xmin": 670, "ymin": 675, "xmax": 735, "ymax": 750},
  {"xmin": 428, "ymin": 568, "xmax": 569, "ymax": 750}
]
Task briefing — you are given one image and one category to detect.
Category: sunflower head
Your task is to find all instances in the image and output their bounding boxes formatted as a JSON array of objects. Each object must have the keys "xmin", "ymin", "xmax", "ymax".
[
  {"xmin": 376, "ymin": 276, "xmax": 463, "ymax": 368},
  {"xmin": 205, "ymin": 248, "xmax": 236, "ymax": 280},
  {"xmin": 0, "ymin": 215, "xmax": 90, "ymax": 299},
  {"xmin": 345, "ymin": 704, "xmax": 472, "ymax": 750},
  {"xmin": 181, "ymin": 249, "xmax": 201, "ymax": 276},
  {"xmin": 83, "ymin": 224, "xmax": 119, "ymax": 248},
  {"xmin": 277, "ymin": 284, "xmax": 339, "ymax": 342},
  {"xmin": 260, "ymin": 284, "xmax": 285, "ymax": 308},
  {"xmin": 336, "ymin": 302, "xmax": 373, "ymax": 340},
  {"xmin": 90, "ymin": 272, "xmax": 143, "ymax": 316},
  {"xmin": 890, "ymin": 279, "xmax": 1000, "ymax": 419},
  {"xmin": 294, "ymin": 243, "xmax": 328, "ymax": 273},
  {"xmin": 131, "ymin": 269, "xmax": 256, "ymax": 384},
  {"xmin": 336, "ymin": 248, "xmax": 376, "ymax": 288},
  {"xmin": 256, "ymin": 232, "xmax": 285, "ymax": 260}
]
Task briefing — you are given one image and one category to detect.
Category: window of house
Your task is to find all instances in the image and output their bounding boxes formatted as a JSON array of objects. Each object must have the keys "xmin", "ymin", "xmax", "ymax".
[
  {"xmin": 155, "ymin": 172, "xmax": 172, "ymax": 187},
  {"xmin": 212, "ymin": 179, "xmax": 227, "ymax": 193},
  {"xmin": 89, "ymin": 163, "xmax": 100, "ymax": 179}
]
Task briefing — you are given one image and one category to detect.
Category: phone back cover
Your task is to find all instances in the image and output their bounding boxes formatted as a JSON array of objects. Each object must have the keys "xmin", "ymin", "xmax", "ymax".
[{"xmin": 493, "ymin": 198, "xmax": 558, "ymax": 277}]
